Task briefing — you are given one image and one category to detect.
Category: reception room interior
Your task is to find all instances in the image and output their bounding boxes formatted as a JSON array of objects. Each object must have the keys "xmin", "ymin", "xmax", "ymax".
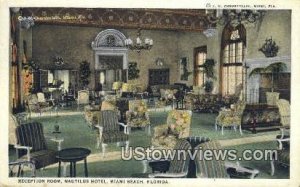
[{"xmin": 7, "ymin": 7, "xmax": 292, "ymax": 178}]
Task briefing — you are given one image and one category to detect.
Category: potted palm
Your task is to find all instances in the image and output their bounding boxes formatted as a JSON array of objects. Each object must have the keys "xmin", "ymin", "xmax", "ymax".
[{"xmin": 201, "ymin": 59, "xmax": 216, "ymax": 93}]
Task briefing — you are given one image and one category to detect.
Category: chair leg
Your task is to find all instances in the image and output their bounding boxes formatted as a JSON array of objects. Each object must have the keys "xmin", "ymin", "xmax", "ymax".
[
  {"xmin": 270, "ymin": 160, "xmax": 275, "ymax": 176},
  {"xmin": 30, "ymin": 163, "xmax": 36, "ymax": 177},
  {"xmin": 125, "ymin": 141, "xmax": 130, "ymax": 154},
  {"xmin": 233, "ymin": 125, "xmax": 237, "ymax": 131},
  {"xmin": 102, "ymin": 143, "xmax": 107, "ymax": 158},
  {"xmin": 215, "ymin": 122, "xmax": 218, "ymax": 131},
  {"xmin": 142, "ymin": 160, "xmax": 148, "ymax": 173},
  {"xmin": 96, "ymin": 138, "xmax": 100, "ymax": 149},
  {"xmin": 148, "ymin": 125, "xmax": 151, "ymax": 135},
  {"xmin": 239, "ymin": 125, "xmax": 243, "ymax": 135}
]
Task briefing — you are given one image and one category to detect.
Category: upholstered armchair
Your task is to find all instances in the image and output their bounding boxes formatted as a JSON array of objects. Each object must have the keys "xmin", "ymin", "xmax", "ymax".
[
  {"xmin": 195, "ymin": 140, "xmax": 259, "ymax": 178},
  {"xmin": 112, "ymin": 81, "xmax": 123, "ymax": 97},
  {"xmin": 25, "ymin": 94, "xmax": 53, "ymax": 118},
  {"xmin": 152, "ymin": 110, "xmax": 192, "ymax": 150},
  {"xmin": 125, "ymin": 99, "xmax": 151, "ymax": 135},
  {"xmin": 77, "ymin": 90, "xmax": 89, "ymax": 110},
  {"xmin": 14, "ymin": 122, "xmax": 63, "ymax": 177},
  {"xmin": 95, "ymin": 110, "xmax": 129, "ymax": 157},
  {"xmin": 215, "ymin": 101, "xmax": 246, "ymax": 135},
  {"xmin": 84, "ymin": 105, "xmax": 101, "ymax": 127},
  {"xmin": 276, "ymin": 99, "xmax": 290, "ymax": 127},
  {"xmin": 271, "ymin": 128, "xmax": 290, "ymax": 176}
]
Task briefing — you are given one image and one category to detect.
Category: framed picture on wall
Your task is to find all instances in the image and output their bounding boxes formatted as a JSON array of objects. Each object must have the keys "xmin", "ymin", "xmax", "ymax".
[{"xmin": 179, "ymin": 57, "xmax": 190, "ymax": 81}]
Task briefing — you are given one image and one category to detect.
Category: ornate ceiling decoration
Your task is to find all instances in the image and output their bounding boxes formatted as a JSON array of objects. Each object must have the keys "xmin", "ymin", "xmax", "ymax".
[{"xmin": 20, "ymin": 8, "xmax": 211, "ymax": 32}]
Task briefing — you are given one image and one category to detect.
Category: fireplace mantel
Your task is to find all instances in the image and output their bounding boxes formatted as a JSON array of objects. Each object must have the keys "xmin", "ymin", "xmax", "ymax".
[{"xmin": 245, "ymin": 55, "xmax": 291, "ymax": 103}]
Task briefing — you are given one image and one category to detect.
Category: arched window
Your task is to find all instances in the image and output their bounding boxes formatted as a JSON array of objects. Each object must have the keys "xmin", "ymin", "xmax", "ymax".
[{"xmin": 221, "ymin": 24, "xmax": 246, "ymax": 96}]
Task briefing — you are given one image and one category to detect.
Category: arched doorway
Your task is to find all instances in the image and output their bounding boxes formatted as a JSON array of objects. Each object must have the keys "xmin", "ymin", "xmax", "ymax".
[{"xmin": 91, "ymin": 29, "xmax": 128, "ymax": 91}]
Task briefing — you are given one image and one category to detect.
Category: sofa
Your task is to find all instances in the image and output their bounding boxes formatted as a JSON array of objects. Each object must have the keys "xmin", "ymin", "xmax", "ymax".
[{"xmin": 184, "ymin": 93, "xmax": 224, "ymax": 113}]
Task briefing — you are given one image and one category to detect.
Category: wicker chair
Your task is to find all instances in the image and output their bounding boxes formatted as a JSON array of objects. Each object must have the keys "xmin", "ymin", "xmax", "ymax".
[
  {"xmin": 276, "ymin": 99, "xmax": 290, "ymax": 127},
  {"xmin": 215, "ymin": 101, "xmax": 246, "ymax": 135},
  {"xmin": 25, "ymin": 94, "xmax": 53, "ymax": 118},
  {"xmin": 152, "ymin": 110, "xmax": 192, "ymax": 150},
  {"xmin": 139, "ymin": 139, "xmax": 192, "ymax": 178},
  {"xmin": 14, "ymin": 122, "xmax": 62, "ymax": 177},
  {"xmin": 271, "ymin": 128, "xmax": 290, "ymax": 176},
  {"xmin": 125, "ymin": 99, "xmax": 151, "ymax": 135},
  {"xmin": 95, "ymin": 110, "xmax": 129, "ymax": 157},
  {"xmin": 77, "ymin": 90, "xmax": 89, "ymax": 110},
  {"xmin": 195, "ymin": 140, "xmax": 259, "ymax": 178}
]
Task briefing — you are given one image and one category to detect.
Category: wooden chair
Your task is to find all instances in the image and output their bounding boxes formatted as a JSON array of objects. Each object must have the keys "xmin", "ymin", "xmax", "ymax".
[
  {"xmin": 77, "ymin": 90, "xmax": 89, "ymax": 110},
  {"xmin": 14, "ymin": 122, "xmax": 63, "ymax": 177},
  {"xmin": 195, "ymin": 140, "xmax": 259, "ymax": 178},
  {"xmin": 95, "ymin": 110, "xmax": 129, "ymax": 157}
]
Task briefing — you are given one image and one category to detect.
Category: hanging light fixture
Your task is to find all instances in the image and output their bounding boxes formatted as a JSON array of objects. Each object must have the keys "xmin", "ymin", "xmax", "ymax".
[
  {"xmin": 53, "ymin": 56, "xmax": 64, "ymax": 66},
  {"xmin": 125, "ymin": 28, "xmax": 153, "ymax": 53},
  {"xmin": 206, "ymin": 9, "xmax": 266, "ymax": 27}
]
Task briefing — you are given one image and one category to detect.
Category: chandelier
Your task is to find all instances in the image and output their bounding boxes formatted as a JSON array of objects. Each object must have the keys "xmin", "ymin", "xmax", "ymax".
[
  {"xmin": 53, "ymin": 56, "xmax": 64, "ymax": 66},
  {"xmin": 125, "ymin": 28, "xmax": 153, "ymax": 53},
  {"xmin": 206, "ymin": 9, "xmax": 266, "ymax": 27}
]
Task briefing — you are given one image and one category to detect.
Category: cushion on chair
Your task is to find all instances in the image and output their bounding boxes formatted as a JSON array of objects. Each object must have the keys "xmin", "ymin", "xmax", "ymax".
[
  {"xmin": 152, "ymin": 110, "xmax": 192, "ymax": 150},
  {"xmin": 101, "ymin": 131, "xmax": 129, "ymax": 143},
  {"xmin": 195, "ymin": 141, "xmax": 228, "ymax": 178},
  {"xmin": 166, "ymin": 110, "xmax": 191, "ymax": 138},
  {"xmin": 18, "ymin": 149, "xmax": 58, "ymax": 170},
  {"xmin": 126, "ymin": 100, "xmax": 150, "ymax": 128}
]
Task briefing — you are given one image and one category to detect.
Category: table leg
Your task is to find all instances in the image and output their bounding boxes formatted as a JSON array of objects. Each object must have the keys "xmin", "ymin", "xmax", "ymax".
[
  {"xmin": 73, "ymin": 162, "xmax": 76, "ymax": 177},
  {"xmin": 84, "ymin": 158, "xmax": 88, "ymax": 177},
  {"xmin": 70, "ymin": 162, "xmax": 73, "ymax": 177},
  {"xmin": 58, "ymin": 161, "xmax": 61, "ymax": 177}
]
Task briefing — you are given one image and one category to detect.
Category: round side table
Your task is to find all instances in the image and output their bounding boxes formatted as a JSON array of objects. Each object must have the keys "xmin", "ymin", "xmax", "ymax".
[{"xmin": 56, "ymin": 147, "xmax": 91, "ymax": 177}]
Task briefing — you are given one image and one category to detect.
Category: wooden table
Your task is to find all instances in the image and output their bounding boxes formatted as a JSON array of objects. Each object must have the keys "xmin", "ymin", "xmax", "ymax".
[{"xmin": 56, "ymin": 147, "xmax": 91, "ymax": 177}]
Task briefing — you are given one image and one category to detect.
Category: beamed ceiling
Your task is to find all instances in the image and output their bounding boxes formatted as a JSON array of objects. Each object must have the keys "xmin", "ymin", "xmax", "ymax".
[{"xmin": 20, "ymin": 8, "xmax": 212, "ymax": 32}]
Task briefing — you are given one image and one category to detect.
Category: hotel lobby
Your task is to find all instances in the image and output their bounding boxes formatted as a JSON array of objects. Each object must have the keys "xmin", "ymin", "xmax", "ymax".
[{"xmin": 7, "ymin": 7, "xmax": 291, "ymax": 179}]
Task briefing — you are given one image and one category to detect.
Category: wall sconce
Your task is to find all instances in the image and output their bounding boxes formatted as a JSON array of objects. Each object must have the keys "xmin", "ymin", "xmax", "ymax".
[{"xmin": 155, "ymin": 58, "xmax": 164, "ymax": 66}]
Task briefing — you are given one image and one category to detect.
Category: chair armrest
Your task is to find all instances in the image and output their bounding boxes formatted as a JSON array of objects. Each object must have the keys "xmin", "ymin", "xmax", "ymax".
[
  {"xmin": 118, "ymin": 122, "xmax": 128, "ymax": 134},
  {"xmin": 14, "ymin": 145, "xmax": 32, "ymax": 161},
  {"xmin": 279, "ymin": 127, "xmax": 290, "ymax": 139},
  {"xmin": 276, "ymin": 138, "xmax": 290, "ymax": 150},
  {"xmin": 148, "ymin": 172, "xmax": 188, "ymax": 178},
  {"xmin": 225, "ymin": 161, "xmax": 259, "ymax": 179},
  {"xmin": 95, "ymin": 125, "xmax": 103, "ymax": 142}
]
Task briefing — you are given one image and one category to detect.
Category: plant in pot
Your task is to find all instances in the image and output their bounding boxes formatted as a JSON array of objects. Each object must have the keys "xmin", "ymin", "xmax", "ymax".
[
  {"xmin": 249, "ymin": 62, "xmax": 287, "ymax": 105},
  {"xmin": 201, "ymin": 59, "xmax": 216, "ymax": 93},
  {"xmin": 79, "ymin": 61, "xmax": 91, "ymax": 89}
]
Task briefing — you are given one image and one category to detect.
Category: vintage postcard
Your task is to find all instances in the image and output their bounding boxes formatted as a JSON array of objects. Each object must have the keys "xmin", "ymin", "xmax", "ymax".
[{"xmin": 0, "ymin": 0, "xmax": 299, "ymax": 186}]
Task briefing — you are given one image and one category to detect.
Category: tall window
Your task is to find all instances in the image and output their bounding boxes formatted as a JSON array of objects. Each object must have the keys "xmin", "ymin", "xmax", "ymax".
[
  {"xmin": 221, "ymin": 25, "xmax": 246, "ymax": 96},
  {"xmin": 194, "ymin": 46, "xmax": 207, "ymax": 86}
]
